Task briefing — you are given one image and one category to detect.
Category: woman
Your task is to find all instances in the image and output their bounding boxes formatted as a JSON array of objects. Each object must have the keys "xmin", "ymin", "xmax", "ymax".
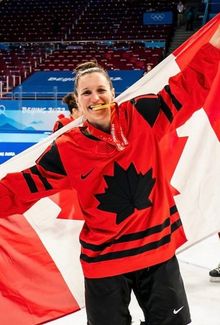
[
  {"xmin": 53, "ymin": 92, "xmax": 81, "ymax": 132},
  {"xmin": 1, "ymin": 26, "xmax": 220, "ymax": 325}
]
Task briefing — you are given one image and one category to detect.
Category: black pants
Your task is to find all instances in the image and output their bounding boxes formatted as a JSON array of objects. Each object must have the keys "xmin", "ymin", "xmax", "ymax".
[{"xmin": 85, "ymin": 256, "xmax": 191, "ymax": 325}]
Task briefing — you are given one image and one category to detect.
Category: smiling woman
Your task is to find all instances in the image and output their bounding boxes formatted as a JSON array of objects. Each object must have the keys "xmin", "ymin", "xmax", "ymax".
[
  {"xmin": 1, "ymin": 26, "xmax": 220, "ymax": 325},
  {"xmin": 74, "ymin": 61, "xmax": 115, "ymax": 133}
]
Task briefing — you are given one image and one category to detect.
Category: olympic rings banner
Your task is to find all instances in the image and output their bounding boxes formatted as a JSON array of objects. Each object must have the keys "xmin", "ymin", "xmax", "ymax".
[{"xmin": 143, "ymin": 11, "xmax": 173, "ymax": 25}]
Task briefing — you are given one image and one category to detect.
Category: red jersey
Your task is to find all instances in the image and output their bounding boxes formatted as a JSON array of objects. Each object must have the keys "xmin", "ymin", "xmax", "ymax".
[
  {"xmin": 53, "ymin": 114, "xmax": 74, "ymax": 132},
  {"xmin": 0, "ymin": 43, "xmax": 220, "ymax": 278}
]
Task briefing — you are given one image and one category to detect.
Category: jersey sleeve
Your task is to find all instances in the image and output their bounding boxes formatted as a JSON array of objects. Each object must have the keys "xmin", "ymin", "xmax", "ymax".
[
  {"xmin": 131, "ymin": 43, "xmax": 220, "ymax": 140},
  {"xmin": 164, "ymin": 43, "xmax": 220, "ymax": 130},
  {"xmin": 0, "ymin": 141, "xmax": 71, "ymax": 218}
]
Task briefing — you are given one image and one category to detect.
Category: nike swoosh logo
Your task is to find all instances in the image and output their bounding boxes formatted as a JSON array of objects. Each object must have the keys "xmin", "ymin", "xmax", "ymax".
[
  {"xmin": 81, "ymin": 168, "xmax": 94, "ymax": 180},
  {"xmin": 173, "ymin": 306, "xmax": 184, "ymax": 314}
]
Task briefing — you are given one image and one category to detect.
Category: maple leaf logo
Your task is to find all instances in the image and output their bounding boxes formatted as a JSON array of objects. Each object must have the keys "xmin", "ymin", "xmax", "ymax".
[{"xmin": 95, "ymin": 162, "xmax": 156, "ymax": 224}]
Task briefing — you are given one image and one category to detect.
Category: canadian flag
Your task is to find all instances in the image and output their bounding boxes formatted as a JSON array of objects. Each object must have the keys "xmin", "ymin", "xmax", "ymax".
[{"xmin": 0, "ymin": 14, "xmax": 220, "ymax": 325}]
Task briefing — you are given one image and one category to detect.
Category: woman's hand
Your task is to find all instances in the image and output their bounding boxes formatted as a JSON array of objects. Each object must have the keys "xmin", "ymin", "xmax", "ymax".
[{"xmin": 209, "ymin": 25, "xmax": 220, "ymax": 49}]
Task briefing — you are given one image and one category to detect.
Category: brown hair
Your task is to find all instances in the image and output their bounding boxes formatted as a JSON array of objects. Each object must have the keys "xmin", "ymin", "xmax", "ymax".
[
  {"xmin": 74, "ymin": 60, "xmax": 113, "ymax": 96},
  {"xmin": 62, "ymin": 92, "xmax": 78, "ymax": 114}
]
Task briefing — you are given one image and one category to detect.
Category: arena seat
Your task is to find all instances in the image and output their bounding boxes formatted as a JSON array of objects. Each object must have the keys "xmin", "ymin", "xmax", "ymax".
[{"xmin": 0, "ymin": 0, "xmax": 174, "ymax": 95}]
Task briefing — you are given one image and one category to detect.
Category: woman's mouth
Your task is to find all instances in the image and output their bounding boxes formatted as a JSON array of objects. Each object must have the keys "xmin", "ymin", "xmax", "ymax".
[{"xmin": 88, "ymin": 103, "xmax": 115, "ymax": 111}]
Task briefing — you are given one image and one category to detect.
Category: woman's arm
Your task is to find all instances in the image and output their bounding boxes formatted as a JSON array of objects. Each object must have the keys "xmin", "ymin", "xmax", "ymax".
[
  {"xmin": 164, "ymin": 25, "xmax": 220, "ymax": 130},
  {"xmin": 131, "ymin": 25, "xmax": 220, "ymax": 140},
  {"xmin": 210, "ymin": 24, "xmax": 220, "ymax": 49},
  {"xmin": 0, "ymin": 141, "xmax": 71, "ymax": 218},
  {"xmin": 165, "ymin": 42, "xmax": 220, "ymax": 131}
]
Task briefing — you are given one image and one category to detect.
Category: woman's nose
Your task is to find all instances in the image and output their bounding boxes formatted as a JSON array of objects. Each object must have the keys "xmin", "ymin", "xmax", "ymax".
[{"xmin": 90, "ymin": 92, "xmax": 100, "ymax": 102}]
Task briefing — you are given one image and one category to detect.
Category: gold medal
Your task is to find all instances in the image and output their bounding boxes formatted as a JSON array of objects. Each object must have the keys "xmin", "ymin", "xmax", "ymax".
[{"xmin": 90, "ymin": 102, "xmax": 116, "ymax": 111}]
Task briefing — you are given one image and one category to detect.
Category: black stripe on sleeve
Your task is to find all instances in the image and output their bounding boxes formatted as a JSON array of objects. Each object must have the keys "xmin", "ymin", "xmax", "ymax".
[
  {"xmin": 22, "ymin": 172, "xmax": 38, "ymax": 193},
  {"xmin": 30, "ymin": 166, "xmax": 53, "ymax": 190},
  {"xmin": 159, "ymin": 96, "xmax": 174, "ymax": 122},
  {"xmin": 164, "ymin": 85, "xmax": 182, "ymax": 111},
  {"xmin": 170, "ymin": 205, "xmax": 178, "ymax": 215},
  {"xmin": 37, "ymin": 142, "xmax": 67, "ymax": 176}
]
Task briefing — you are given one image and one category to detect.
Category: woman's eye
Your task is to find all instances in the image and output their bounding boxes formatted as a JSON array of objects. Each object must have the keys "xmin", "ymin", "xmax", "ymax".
[
  {"xmin": 98, "ymin": 89, "xmax": 106, "ymax": 93},
  {"xmin": 82, "ymin": 91, "xmax": 91, "ymax": 96}
]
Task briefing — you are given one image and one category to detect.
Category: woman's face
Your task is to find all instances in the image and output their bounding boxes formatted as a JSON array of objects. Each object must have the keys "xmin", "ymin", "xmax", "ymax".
[{"xmin": 76, "ymin": 72, "xmax": 115, "ymax": 131}]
